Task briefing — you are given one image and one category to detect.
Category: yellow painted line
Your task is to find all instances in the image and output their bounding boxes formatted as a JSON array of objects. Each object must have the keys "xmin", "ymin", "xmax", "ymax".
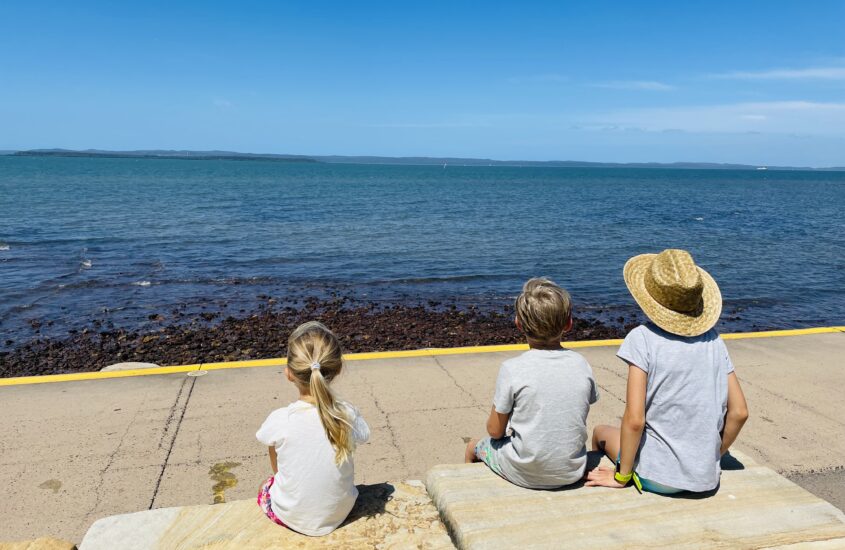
[
  {"xmin": 720, "ymin": 326, "xmax": 845, "ymax": 340},
  {"xmin": 0, "ymin": 325, "xmax": 842, "ymax": 387},
  {"xmin": 0, "ymin": 364, "xmax": 202, "ymax": 387},
  {"xmin": 200, "ymin": 358, "xmax": 286, "ymax": 371},
  {"xmin": 343, "ymin": 338, "xmax": 625, "ymax": 362}
]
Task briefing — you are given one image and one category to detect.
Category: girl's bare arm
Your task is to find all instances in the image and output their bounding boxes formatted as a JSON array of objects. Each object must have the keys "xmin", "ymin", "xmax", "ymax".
[
  {"xmin": 720, "ymin": 372, "xmax": 749, "ymax": 455},
  {"xmin": 268, "ymin": 446, "xmax": 278, "ymax": 474}
]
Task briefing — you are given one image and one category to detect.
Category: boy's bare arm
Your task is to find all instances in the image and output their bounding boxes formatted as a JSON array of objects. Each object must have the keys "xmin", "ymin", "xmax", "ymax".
[
  {"xmin": 720, "ymin": 372, "xmax": 749, "ymax": 455},
  {"xmin": 268, "ymin": 446, "xmax": 278, "ymax": 474},
  {"xmin": 486, "ymin": 406, "xmax": 510, "ymax": 439}
]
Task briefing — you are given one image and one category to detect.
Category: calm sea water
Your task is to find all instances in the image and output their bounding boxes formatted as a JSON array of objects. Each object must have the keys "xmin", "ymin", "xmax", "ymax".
[{"xmin": 1, "ymin": 156, "xmax": 844, "ymax": 345}]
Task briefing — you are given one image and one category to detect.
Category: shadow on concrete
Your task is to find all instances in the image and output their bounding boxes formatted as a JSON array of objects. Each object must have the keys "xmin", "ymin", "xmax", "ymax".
[
  {"xmin": 342, "ymin": 483, "xmax": 395, "ymax": 524},
  {"xmin": 538, "ymin": 451, "xmax": 608, "ymax": 492},
  {"xmin": 720, "ymin": 451, "xmax": 746, "ymax": 471}
]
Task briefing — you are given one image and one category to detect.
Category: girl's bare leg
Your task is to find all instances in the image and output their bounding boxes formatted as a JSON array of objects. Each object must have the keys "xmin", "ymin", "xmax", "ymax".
[
  {"xmin": 465, "ymin": 438, "xmax": 480, "ymax": 463},
  {"xmin": 592, "ymin": 425, "xmax": 621, "ymax": 462}
]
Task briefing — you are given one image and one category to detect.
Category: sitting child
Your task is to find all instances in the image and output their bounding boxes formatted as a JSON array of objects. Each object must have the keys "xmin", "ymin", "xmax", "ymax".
[
  {"xmin": 587, "ymin": 249, "xmax": 749, "ymax": 494},
  {"xmin": 465, "ymin": 277, "xmax": 599, "ymax": 489},
  {"xmin": 256, "ymin": 321, "xmax": 370, "ymax": 536}
]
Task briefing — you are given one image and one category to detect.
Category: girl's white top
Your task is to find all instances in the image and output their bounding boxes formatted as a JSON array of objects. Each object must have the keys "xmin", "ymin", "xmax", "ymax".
[{"xmin": 256, "ymin": 400, "xmax": 370, "ymax": 536}]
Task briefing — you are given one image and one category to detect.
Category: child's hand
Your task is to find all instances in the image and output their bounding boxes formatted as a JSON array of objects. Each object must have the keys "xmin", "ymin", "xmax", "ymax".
[{"xmin": 584, "ymin": 466, "xmax": 627, "ymax": 489}]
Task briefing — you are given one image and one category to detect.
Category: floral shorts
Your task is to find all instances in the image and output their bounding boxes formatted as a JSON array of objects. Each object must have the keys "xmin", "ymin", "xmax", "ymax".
[
  {"xmin": 257, "ymin": 476, "xmax": 288, "ymax": 527},
  {"xmin": 475, "ymin": 437, "xmax": 508, "ymax": 479}
]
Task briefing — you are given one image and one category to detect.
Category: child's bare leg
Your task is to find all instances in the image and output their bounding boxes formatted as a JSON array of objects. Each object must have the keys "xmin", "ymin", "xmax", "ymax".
[
  {"xmin": 592, "ymin": 425, "xmax": 621, "ymax": 462},
  {"xmin": 465, "ymin": 438, "xmax": 480, "ymax": 463}
]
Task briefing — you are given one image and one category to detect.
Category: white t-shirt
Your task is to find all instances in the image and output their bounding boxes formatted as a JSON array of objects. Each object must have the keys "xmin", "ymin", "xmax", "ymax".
[
  {"xmin": 617, "ymin": 323, "xmax": 734, "ymax": 492},
  {"xmin": 256, "ymin": 400, "xmax": 370, "ymax": 536},
  {"xmin": 492, "ymin": 349, "xmax": 599, "ymax": 489}
]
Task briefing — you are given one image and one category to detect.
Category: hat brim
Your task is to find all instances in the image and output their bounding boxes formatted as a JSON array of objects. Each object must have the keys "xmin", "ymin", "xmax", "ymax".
[{"xmin": 623, "ymin": 254, "xmax": 722, "ymax": 337}]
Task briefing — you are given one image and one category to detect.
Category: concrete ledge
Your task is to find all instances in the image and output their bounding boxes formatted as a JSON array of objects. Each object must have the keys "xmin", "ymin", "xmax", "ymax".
[
  {"xmin": 100, "ymin": 362, "xmax": 160, "ymax": 372},
  {"xmin": 78, "ymin": 481, "xmax": 453, "ymax": 549},
  {"xmin": 0, "ymin": 538, "xmax": 76, "ymax": 550},
  {"xmin": 425, "ymin": 451, "xmax": 845, "ymax": 549}
]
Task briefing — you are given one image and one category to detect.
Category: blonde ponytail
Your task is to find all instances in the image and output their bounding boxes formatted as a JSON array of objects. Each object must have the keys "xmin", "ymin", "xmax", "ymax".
[{"xmin": 287, "ymin": 321, "xmax": 354, "ymax": 465}]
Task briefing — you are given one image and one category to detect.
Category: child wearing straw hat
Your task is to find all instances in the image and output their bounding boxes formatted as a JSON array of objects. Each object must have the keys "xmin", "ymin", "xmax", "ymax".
[{"xmin": 586, "ymin": 249, "xmax": 749, "ymax": 494}]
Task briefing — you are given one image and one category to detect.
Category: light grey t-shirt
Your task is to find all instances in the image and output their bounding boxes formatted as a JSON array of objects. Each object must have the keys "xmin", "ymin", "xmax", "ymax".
[
  {"xmin": 491, "ymin": 348, "xmax": 599, "ymax": 489},
  {"xmin": 618, "ymin": 323, "xmax": 735, "ymax": 492}
]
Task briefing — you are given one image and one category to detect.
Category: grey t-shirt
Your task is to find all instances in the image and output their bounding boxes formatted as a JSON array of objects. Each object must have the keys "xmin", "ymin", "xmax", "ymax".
[
  {"xmin": 491, "ymin": 349, "xmax": 599, "ymax": 489},
  {"xmin": 618, "ymin": 323, "xmax": 735, "ymax": 492}
]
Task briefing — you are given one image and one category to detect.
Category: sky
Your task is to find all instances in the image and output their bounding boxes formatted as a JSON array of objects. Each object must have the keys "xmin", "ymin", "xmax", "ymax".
[{"xmin": 2, "ymin": 1, "xmax": 845, "ymax": 166}]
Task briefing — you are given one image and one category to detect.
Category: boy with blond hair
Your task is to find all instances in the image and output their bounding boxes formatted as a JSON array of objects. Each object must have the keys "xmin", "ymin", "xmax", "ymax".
[{"xmin": 465, "ymin": 277, "xmax": 599, "ymax": 488}]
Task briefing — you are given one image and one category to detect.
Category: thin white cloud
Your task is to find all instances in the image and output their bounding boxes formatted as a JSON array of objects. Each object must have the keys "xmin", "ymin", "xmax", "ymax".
[
  {"xmin": 587, "ymin": 101, "xmax": 845, "ymax": 135},
  {"xmin": 711, "ymin": 66, "xmax": 845, "ymax": 80},
  {"xmin": 213, "ymin": 98, "xmax": 233, "ymax": 107},
  {"xmin": 590, "ymin": 80, "xmax": 676, "ymax": 91}
]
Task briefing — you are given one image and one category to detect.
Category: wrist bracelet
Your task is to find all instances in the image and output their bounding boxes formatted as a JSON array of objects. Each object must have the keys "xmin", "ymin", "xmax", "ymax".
[{"xmin": 615, "ymin": 461, "xmax": 643, "ymax": 494}]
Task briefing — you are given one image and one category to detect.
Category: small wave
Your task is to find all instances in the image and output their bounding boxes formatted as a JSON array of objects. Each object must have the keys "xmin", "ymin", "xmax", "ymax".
[
  {"xmin": 81, "ymin": 259, "xmax": 93, "ymax": 269},
  {"xmin": 694, "ymin": 217, "xmax": 704, "ymax": 221},
  {"xmin": 0, "ymin": 244, "xmax": 9, "ymax": 251},
  {"xmin": 132, "ymin": 280, "xmax": 152, "ymax": 287}
]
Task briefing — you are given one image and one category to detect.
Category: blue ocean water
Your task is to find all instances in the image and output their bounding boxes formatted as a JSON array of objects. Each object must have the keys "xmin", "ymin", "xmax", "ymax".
[{"xmin": 1, "ymin": 156, "xmax": 843, "ymax": 345}]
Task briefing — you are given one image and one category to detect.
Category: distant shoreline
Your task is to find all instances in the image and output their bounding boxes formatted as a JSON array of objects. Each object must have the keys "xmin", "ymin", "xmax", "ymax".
[
  {"xmin": 11, "ymin": 149, "xmax": 317, "ymax": 163},
  {"xmin": 6, "ymin": 148, "xmax": 844, "ymax": 171}
]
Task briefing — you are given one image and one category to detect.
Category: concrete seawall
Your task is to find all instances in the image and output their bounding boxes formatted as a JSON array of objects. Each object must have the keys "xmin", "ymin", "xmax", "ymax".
[{"xmin": 1, "ymin": 328, "xmax": 843, "ymax": 544}]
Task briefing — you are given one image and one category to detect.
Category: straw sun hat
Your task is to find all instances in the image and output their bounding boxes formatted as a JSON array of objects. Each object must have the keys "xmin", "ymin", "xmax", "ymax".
[{"xmin": 623, "ymin": 249, "xmax": 722, "ymax": 337}]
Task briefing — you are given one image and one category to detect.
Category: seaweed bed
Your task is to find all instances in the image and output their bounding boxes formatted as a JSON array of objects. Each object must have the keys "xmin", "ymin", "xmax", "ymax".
[{"xmin": 0, "ymin": 296, "xmax": 637, "ymax": 378}]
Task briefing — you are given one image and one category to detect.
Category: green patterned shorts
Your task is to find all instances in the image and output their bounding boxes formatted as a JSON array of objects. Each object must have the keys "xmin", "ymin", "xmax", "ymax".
[{"xmin": 475, "ymin": 436, "xmax": 508, "ymax": 479}]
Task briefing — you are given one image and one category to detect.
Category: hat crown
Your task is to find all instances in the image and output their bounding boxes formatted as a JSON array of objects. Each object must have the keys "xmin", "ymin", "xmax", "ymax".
[{"xmin": 644, "ymin": 249, "xmax": 704, "ymax": 314}]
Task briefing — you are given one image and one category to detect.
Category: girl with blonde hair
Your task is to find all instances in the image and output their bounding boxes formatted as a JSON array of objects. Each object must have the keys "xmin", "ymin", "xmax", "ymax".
[{"xmin": 256, "ymin": 321, "xmax": 370, "ymax": 536}]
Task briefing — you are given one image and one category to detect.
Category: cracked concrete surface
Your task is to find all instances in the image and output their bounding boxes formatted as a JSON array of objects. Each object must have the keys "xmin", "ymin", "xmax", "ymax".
[
  {"xmin": 1, "ymin": 331, "xmax": 844, "ymax": 544},
  {"xmin": 148, "ymin": 376, "xmax": 196, "ymax": 509}
]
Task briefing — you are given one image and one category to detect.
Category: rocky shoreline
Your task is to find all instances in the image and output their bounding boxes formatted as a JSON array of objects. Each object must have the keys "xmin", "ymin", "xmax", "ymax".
[{"xmin": 0, "ymin": 296, "xmax": 636, "ymax": 378}]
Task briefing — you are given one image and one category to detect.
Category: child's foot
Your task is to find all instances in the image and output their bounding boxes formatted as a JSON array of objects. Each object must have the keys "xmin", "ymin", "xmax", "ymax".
[{"xmin": 464, "ymin": 438, "xmax": 480, "ymax": 463}]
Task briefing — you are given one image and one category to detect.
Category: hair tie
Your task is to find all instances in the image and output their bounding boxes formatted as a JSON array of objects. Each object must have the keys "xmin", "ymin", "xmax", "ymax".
[{"xmin": 310, "ymin": 361, "xmax": 321, "ymax": 371}]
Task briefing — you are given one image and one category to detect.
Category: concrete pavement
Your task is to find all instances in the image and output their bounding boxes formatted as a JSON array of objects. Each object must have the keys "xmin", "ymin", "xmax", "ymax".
[{"xmin": 1, "ymin": 329, "xmax": 843, "ymax": 544}]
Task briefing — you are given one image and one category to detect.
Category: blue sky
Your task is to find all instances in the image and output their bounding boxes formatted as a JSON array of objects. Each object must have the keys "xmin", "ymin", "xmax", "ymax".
[{"xmin": 2, "ymin": 1, "xmax": 844, "ymax": 166}]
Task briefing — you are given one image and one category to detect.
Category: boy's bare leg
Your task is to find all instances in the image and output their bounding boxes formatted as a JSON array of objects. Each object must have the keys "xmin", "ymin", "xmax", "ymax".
[
  {"xmin": 592, "ymin": 425, "xmax": 621, "ymax": 462},
  {"xmin": 465, "ymin": 438, "xmax": 480, "ymax": 463}
]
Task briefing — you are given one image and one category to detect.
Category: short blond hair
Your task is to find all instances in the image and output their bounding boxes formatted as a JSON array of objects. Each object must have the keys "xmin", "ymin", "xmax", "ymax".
[{"xmin": 515, "ymin": 277, "xmax": 572, "ymax": 342}]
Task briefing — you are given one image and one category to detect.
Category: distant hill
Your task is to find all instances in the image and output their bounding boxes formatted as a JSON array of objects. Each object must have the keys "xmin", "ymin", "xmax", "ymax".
[
  {"xmin": 9, "ymin": 149, "xmax": 844, "ymax": 170},
  {"xmin": 316, "ymin": 155, "xmax": 774, "ymax": 170},
  {"xmin": 13, "ymin": 149, "xmax": 318, "ymax": 163}
]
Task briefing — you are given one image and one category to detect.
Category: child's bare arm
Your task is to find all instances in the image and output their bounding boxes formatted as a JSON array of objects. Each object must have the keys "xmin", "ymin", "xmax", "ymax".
[
  {"xmin": 720, "ymin": 373, "xmax": 749, "ymax": 455},
  {"xmin": 586, "ymin": 365, "xmax": 647, "ymax": 488},
  {"xmin": 618, "ymin": 365, "xmax": 647, "ymax": 475},
  {"xmin": 268, "ymin": 446, "xmax": 278, "ymax": 474},
  {"xmin": 486, "ymin": 406, "xmax": 510, "ymax": 439}
]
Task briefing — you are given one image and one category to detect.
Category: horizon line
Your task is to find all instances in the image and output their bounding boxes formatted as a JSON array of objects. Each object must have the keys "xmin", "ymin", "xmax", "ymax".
[{"xmin": 4, "ymin": 148, "xmax": 845, "ymax": 171}]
